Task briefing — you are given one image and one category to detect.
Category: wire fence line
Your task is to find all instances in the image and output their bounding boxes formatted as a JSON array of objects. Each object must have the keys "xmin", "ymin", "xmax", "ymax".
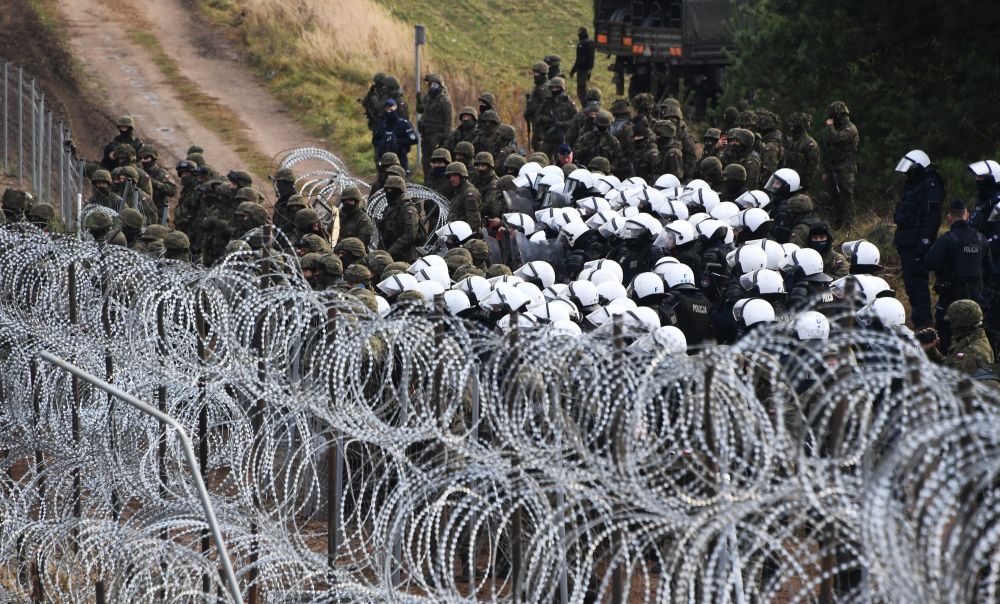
[{"xmin": 1, "ymin": 60, "xmax": 88, "ymax": 227}]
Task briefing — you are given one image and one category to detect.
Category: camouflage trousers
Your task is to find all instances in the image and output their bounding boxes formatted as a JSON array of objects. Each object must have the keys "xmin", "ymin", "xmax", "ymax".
[{"xmin": 824, "ymin": 166, "xmax": 855, "ymax": 228}]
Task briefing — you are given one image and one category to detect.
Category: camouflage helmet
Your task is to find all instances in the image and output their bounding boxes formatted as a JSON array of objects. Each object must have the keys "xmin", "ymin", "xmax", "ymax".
[
  {"xmin": 227, "ymin": 170, "xmax": 253, "ymax": 187},
  {"xmin": 84, "ymin": 211, "xmax": 112, "ymax": 231},
  {"xmin": 588, "ymin": 156, "xmax": 611, "ymax": 174},
  {"xmin": 187, "ymin": 145, "xmax": 204, "ymax": 155},
  {"xmin": 430, "ymin": 147, "xmax": 453, "ymax": 163},
  {"xmin": 397, "ymin": 289, "xmax": 426, "ymax": 303},
  {"xmin": 383, "ymin": 75, "xmax": 401, "ymax": 90},
  {"xmin": 340, "ymin": 186, "xmax": 363, "ymax": 202},
  {"xmin": 458, "ymin": 106, "xmax": 478, "ymax": 120},
  {"xmin": 378, "ymin": 152, "xmax": 400, "ymax": 167},
  {"xmin": 114, "ymin": 143, "xmax": 136, "ymax": 162},
  {"xmin": 163, "ymin": 231, "xmax": 190, "ymax": 250},
  {"xmin": 141, "ymin": 224, "xmax": 170, "ymax": 241},
  {"xmin": 561, "ymin": 163, "xmax": 578, "ymax": 178},
  {"xmin": 787, "ymin": 112, "xmax": 813, "ymax": 129},
  {"xmin": 788, "ymin": 193, "xmax": 815, "ymax": 213},
  {"xmin": 116, "ymin": 115, "xmax": 135, "ymax": 129},
  {"xmin": 700, "ymin": 156, "xmax": 723, "ymax": 176},
  {"xmin": 723, "ymin": 106, "xmax": 739, "ymax": 123},
  {"xmin": 385, "ymin": 165, "xmax": 407, "ymax": 178},
  {"xmin": 287, "ymin": 194, "xmax": 309, "ymax": 211},
  {"xmin": 373, "ymin": 72, "xmax": 388, "ymax": 85},
  {"xmin": 424, "ymin": 73, "xmax": 444, "ymax": 85},
  {"xmin": 273, "ymin": 167, "xmax": 295, "ymax": 183},
  {"xmin": 383, "ymin": 175, "xmax": 407, "ymax": 192},
  {"xmin": 544, "ymin": 54, "xmax": 562, "ymax": 65},
  {"xmin": 485, "ymin": 263, "xmax": 513, "ymax": 278},
  {"xmin": 187, "ymin": 153, "xmax": 206, "ymax": 167},
  {"xmin": 234, "ymin": 187, "xmax": 259, "ymax": 203},
  {"xmin": 301, "ymin": 233, "xmax": 331, "ymax": 253},
  {"xmin": 498, "ymin": 124, "xmax": 516, "ymax": 140},
  {"xmin": 609, "ymin": 98, "xmax": 631, "ymax": 116},
  {"xmin": 444, "ymin": 247, "xmax": 473, "ymax": 272},
  {"xmin": 722, "ymin": 163, "xmax": 747, "ymax": 182},
  {"xmin": 335, "ymin": 236, "xmax": 368, "ymax": 257},
  {"xmin": 91, "ymin": 170, "xmax": 113, "ymax": 185},
  {"xmin": 504, "ymin": 153, "xmax": 526, "ymax": 173},
  {"xmin": 2, "ymin": 188, "xmax": 32, "ymax": 211},
  {"xmin": 454, "ymin": 141, "xmax": 475, "ymax": 159},
  {"xmin": 658, "ymin": 100, "xmax": 683, "ymax": 120},
  {"xmin": 365, "ymin": 250, "xmax": 393, "ymax": 276},
  {"xmin": 299, "ymin": 253, "xmax": 324, "ymax": 272},
  {"xmin": 225, "ymin": 239, "xmax": 252, "ymax": 255},
  {"xmin": 197, "ymin": 164, "xmax": 217, "ymax": 179},
  {"xmin": 732, "ymin": 128, "xmax": 755, "ymax": 148},
  {"xmin": 583, "ymin": 101, "xmax": 601, "ymax": 116},
  {"xmin": 479, "ymin": 109, "xmax": 501, "ymax": 125},
  {"xmin": 826, "ymin": 101, "xmax": 850, "ymax": 116},
  {"xmin": 146, "ymin": 240, "xmax": 165, "ymax": 255},
  {"xmin": 445, "ymin": 162, "xmax": 468, "ymax": 177},
  {"xmin": 176, "ymin": 160, "xmax": 198, "ymax": 174},
  {"xmin": 548, "ymin": 77, "xmax": 567, "ymax": 89},
  {"xmin": 463, "ymin": 239, "xmax": 490, "ymax": 265},
  {"xmin": 139, "ymin": 144, "xmax": 158, "ymax": 159},
  {"xmin": 531, "ymin": 62, "xmax": 548, "ymax": 75},
  {"xmin": 473, "ymin": 152, "xmax": 494, "ymax": 168},
  {"xmin": 453, "ymin": 265, "xmax": 485, "ymax": 281},
  {"xmin": 704, "ymin": 128, "xmax": 722, "ymax": 140},
  {"xmin": 478, "ymin": 92, "xmax": 497, "ymax": 108},
  {"xmin": 235, "ymin": 200, "xmax": 258, "ymax": 217},
  {"xmin": 527, "ymin": 151, "xmax": 550, "ymax": 166},
  {"xmin": 295, "ymin": 208, "xmax": 320, "ymax": 230},
  {"xmin": 119, "ymin": 207, "xmax": 145, "ymax": 229},
  {"xmin": 28, "ymin": 202, "xmax": 54, "ymax": 223},
  {"xmin": 319, "ymin": 252, "xmax": 344, "ymax": 277},
  {"xmin": 113, "ymin": 166, "xmax": 140, "ymax": 183},
  {"xmin": 351, "ymin": 288, "xmax": 380, "ymax": 312},
  {"xmin": 945, "ymin": 299, "xmax": 984, "ymax": 328},
  {"xmin": 344, "ymin": 263, "xmax": 373, "ymax": 285},
  {"xmin": 632, "ymin": 93, "xmax": 656, "ymax": 114},
  {"xmin": 737, "ymin": 110, "xmax": 758, "ymax": 129},
  {"xmin": 383, "ymin": 261, "xmax": 411, "ymax": 277},
  {"xmin": 652, "ymin": 120, "xmax": 676, "ymax": 138},
  {"xmin": 585, "ymin": 87, "xmax": 603, "ymax": 104},
  {"xmin": 755, "ymin": 109, "xmax": 780, "ymax": 132},
  {"xmin": 595, "ymin": 110, "xmax": 613, "ymax": 128}
]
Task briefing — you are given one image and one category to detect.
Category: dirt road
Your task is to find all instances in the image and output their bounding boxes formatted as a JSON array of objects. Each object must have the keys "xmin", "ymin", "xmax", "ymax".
[{"xmin": 57, "ymin": 0, "xmax": 333, "ymax": 183}]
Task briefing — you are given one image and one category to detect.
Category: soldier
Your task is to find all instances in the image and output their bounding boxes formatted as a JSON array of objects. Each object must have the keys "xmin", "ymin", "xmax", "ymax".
[
  {"xmin": 774, "ymin": 193, "xmax": 821, "ymax": 247},
  {"xmin": 27, "ymin": 203, "xmax": 54, "ymax": 231},
  {"xmin": 722, "ymin": 106, "xmax": 739, "ymax": 133},
  {"xmin": 566, "ymin": 101, "xmax": 599, "ymax": 148},
  {"xmin": 196, "ymin": 172, "xmax": 243, "ymax": 266},
  {"xmin": 447, "ymin": 107, "xmax": 479, "ymax": 153},
  {"xmin": 86, "ymin": 170, "xmax": 122, "ymax": 211},
  {"xmin": 719, "ymin": 164, "xmax": 748, "ymax": 202},
  {"xmin": 272, "ymin": 167, "xmax": 299, "ymax": 238},
  {"xmin": 784, "ymin": 112, "xmax": 821, "ymax": 189},
  {"xmin": 608, "ymin": 98, "xmax": 633, "ymax": 157},
  {"xmin": 544, "ymin": 54, "xmax": 563, "ymax": 79},
  {"xmin": 472, "ymin": 153, "xmax": 501, "ymax": 220},
  {"xmin": 893, "ymin": 150, "xmax": 945, "ymax": 328},
  {"xmin": 755, "ymin": 110, "xmax": 784, "ymax": 185},
  {"xmin": 502, "ymin": 153, "xmax": 527, "ymax": 177},
  {"xmin": 453, "ymin": 141, "xmax": 476, "ymax": 170},
  {"xmin": 163, "ymin": 231, "xmax": 192, "ymax": 262},
  {"xmin": 111, "ymin": 142, "xmax": 154, "ymax": 197},
  {"xmin": 373, "ymin": 99, "xmax": 418, "ymax": 174},
  {"xmin": 478, "ymin": 92, "xmax": 497, "ymax": 116},
  {"xmin": 494, "ymin": 125, "xmax": 519, "ymax": 169},
  {"xmin": 334, "ymin": 237, "xmax": 368, "ymax": 269},
  {"xmin": 173, "ymin": 160, "xmax": 200, "ymax": 243},
  {"xmin": 118, "ymin": 208, "xmax": 146, "ymax": 249},
  {"xmin": 113, "ymin": 166, "xmax": 158, "ymax": 226},
  {"xmin": 101, "ymin": 115, "xmax": 144, "ymax": 171},
  {"xmin": 702, "ymin": 128, "xmax": 721, "ymax": 160},
  {"xmin": 924, "ymin": 300, "xmax": 994, "ymax": 373},
  {"xmin": 233, "ymin": 199, "xmax": 270, "ymax": 240},
  {"xmin": 524, "ymin": 62, "xmax": 550, "ymax": 152},
  {"xmin": 416, "ymin": 73, "xmax": 453, "ymax": 177},
  {"xmin": 821, "ymin": 100, "xmax": 859, "ymax": 228},
  {"xmin": 806, "ymin": 223, "xmax": 849, "ymax": 278},
  {"xmin": 377, "ymin": 175, "xmax": 419, "ymax": 262},
  {"xmin": 653, "ymin": 120, "xmax": 684, "ymax": 181},
  {"xmin": 473, "ymin": 110, "xmax": 502, "ymax": 157},
  {"xmin": 338, "ymin": 186, "xmax": 374, "ymax": 248},
  {"xmin": 424, "ymin": 147, "xmax": 454, "ymax": 197},
  {"xmin": 722, "ymin": 128, "xmax": 762, "ymax": 189},
  {"xmin": 629, "ymin": 122, "xmax": 660, "ymax": 182},
  {"xmin": 380, "ymin": 75, "xmax": 409, "ymax": 120},
  {"xmin": 631, "ymin": 93, "xmax": 656, "ymax": 125},
  {"xmin": 575, "ymin": 111, "xmax": 621, "ymax": 172},
  {"xmin": 360, "ymin": 73, "xmax": 388, "ymax": 132},
  {"xmin": 927, "ymin": 200, "xmax": 993, "ymax": 352},
  {"xmin": 138, "ymin": 144, "xmax": 177, "ymax": 226},
  {"xmin": 699, "ymin": 156, "xmax": 724, "ymax": 189},
  {"xmin": 536, "ymin": 77, "xmax": 577, "ymax": 160},
  {"xmin": 658, "ymin": 101, "xmax": 699, "ymax": 180},
  {"xmin": 84, "ymin": 211, "xmax": 115, "ymax": 244},
  {"xmin": 370, "ymin": 152, "xmax": 400, "ymax": 197},
  {"xmin": 464, "ymin": 239, "xmax": 491, "ymax": 271},
  {"xmin": 569, "ymin": 27, "xmax": 596, "ymax": 106},
  {"xmin": 445, "ymin": 162, "xmax": 482, "ymax": 231}
]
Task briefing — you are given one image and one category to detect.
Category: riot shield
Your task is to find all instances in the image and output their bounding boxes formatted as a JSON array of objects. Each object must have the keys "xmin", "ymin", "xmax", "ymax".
[{"xmin": 510, "ymin": 230, "xmax": 569, "ymax": 282}]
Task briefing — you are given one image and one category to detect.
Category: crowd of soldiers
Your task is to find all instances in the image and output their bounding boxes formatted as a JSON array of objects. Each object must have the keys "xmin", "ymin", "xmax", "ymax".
[{"xmin": 3, "ymin": 34, "xmax": 1000, "ymax": 377}]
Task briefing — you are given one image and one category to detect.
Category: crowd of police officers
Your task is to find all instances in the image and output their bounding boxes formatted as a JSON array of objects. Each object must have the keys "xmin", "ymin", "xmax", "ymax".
[{"xmin": 4, "ymin": 42, "xmax": 1000, "ymax": 378}]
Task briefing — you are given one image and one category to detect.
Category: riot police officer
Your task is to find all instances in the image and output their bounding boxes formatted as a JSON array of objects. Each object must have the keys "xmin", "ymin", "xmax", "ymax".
[{"xmin": 893, "ymin": 150, "xmax": 944, "ymax": 328}]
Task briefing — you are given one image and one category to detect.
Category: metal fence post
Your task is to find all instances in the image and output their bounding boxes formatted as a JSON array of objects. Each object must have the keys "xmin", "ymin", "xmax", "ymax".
[
  {"xmin": 18, "ymin": 67, "xmax": 23, "ymax": 184},
  {"xmin": 3, "ymin": 62, "xmax": 8, "ymax": 176},
  {"xmin": 46, "ymin": 110, "xmax": 52, "ymax": 202}
]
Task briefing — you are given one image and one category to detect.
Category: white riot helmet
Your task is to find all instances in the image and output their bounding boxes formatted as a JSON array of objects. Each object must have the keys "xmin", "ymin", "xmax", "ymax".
[
  {"xmin": 408, "ymin": 254, "xmax": 447, "ymax": 275},
  {"xmin": 586, "ymin": 209, "xmax": 619, "ymax": 229},
  {"xmin": 842, "ymin": 239, "xmax": 882, "ymax": 273},
  {"xmin": 536, "ymin": 167, "xmax": 565, "ymax": 198},
  {"xmin": 743, "ymin": 238, "xmax": 786, "ymax": 270},
  {"xmin": 794, "ymin": 311, "xmax": 830, "ymax": 340},
  {"xmin": 376, "ymin": 272, "xmax": 419, "ymax": 296},
  {"xmin": 894, "ymin": 150, "xmax": 930, "ymax": 173},
  {"xmin": 779, "ymin": 248, "xmax": 825, "ymax": 278},
  {"xmin": 709, "ymin": 201, "xmax": 741, "ymax": 222},
  {"xmin": 656, "ymin": 219, "xmax": 697, "ymax": 249},
  {"xmin": 598, "ymin": 216, "xmax": 629, "ymax": 239},
  {"xmin": 514, "ymin": 161, "xmax": 543, "ymax": 188},
  {"xmin": 375, "ymin": 295, "xmax": 391, "ymax": 318},
  {"xmin": 622, "ymin": 306, "xmax": 661, "ymax": 332},
  {"xmin": 734, "ymin": 298, "xmax": 776, "ymax": 328},
  {"xmin": 858, "ymin": 296, "xmax": 906, "ymax": 327},
  {"xmin": 543, "ymin": 283, "xmax": 570, "ymax": 301},
  {"xmin": 629, "ymin": 272, "xmax": 666, "ymax": 301},
  {"xmin": 597, "ymin": 280, "xmax": 629, "ymax": 304},
  {"xmin": 567, "ymin": 279, "xmax": 601, "ymax": 309},
  {"xmin": 513, "ymin": 260, "xmax": 556, "ymax": 288},
  {"xmin": 651, "ymin": 197, "xmax": 689, "ymax": 221},
  {"xmin": 660, "ymin": 263, "xmax": 696, "ymax": 290},
  {"xmin": 577, "ymin": 196, "xmax": 612, "ymax": 217},
  {"xmin": 588, "ymin": 268, "xmax": 619, "ymax": 286},
  {"xmin": 654, "ymin": 173, "xmax": 681, "ymax": 190},
  {"xmin": 623, "ymin": 175, "xmax": 648, "ymax": 189},
  {"xmin": 594, "ymin": 174, "xmax": 619, "ymax": 195},
  {"xmin": 560, "ymin": 220, "xmax": 591, "ymax": 246},
  {"xmin": 739, "ymin": 269, "xmax": 786, "ymax": 296},
  {"xmin": 688, "ymin": 212, "xmax": 711, "ymax": 227},
  {"xmin": 480, "ymin": 283, "xmax": 532, "ymax": 312},
  {"xmin": 584, "ymin": 259, "xmax": 624, "ymax": 283},
  {"xmin": 831, "ymin": 274, "xmax": 893, "ymax": 305},
  {"xmin": 764, "ymin": 168, "xmax": 801, "ymax": 193},
  {"xmin": 565, "ymin": 169, "xmax": 595, "ymax": 195},
  {"xmin": 685, "ymin": 179, "xmax": 711, "ymax": 190},
  {"xmin": 605, "ymin": 188, "xmax": 630, "ymax": 210},
  {"xmin": 529, "ymin": 298, "xmax": 580, "ymax": 323},
  {"xmin": 652, "ymin": 256, "xmax": 680, "ymax": 279},
  {"xmin": 735, "ymin": 190, "xmax": 771, "ymax": 210},
  {"xmin": 414, "ymin": 279, "xmax": 446, "ymax": 299},
  {"xmin": 621, "ymin": 213, "xmax": 664, "ymax": 239},
  {"xmin": 969, "ymin": 160, "xmax": 1000, "ymax": 184},
  {"xmin": 435, "ymin": 220, "xmax": 474, "ymax": 244},
  {"xmin": 696, "ymin": 219, "xmax": 733, "ymax": 245},
  {"xmin": 726, "ymin": 244, "xmax": 769, "ymax": 274},
  {"xmin": 731, "ymin": 209, "xmax": 774, "ymax": 237},
  {"xmin": 454, "ymin": 275, "xmax": 492, "ymax": 304},
  {"xmin": 503, "ymin": 212, "xmax": 538, "ymax": 235},
  {"xmin": 681, "ymin": 187, "xmax": 721, "ymax": 213},
  {"xmin": 585, "ymin": 298, "xmax": 637, "ymax": 327},
  {"xmin": 496, "ymin": 312, "xmax": 538, "ymax": 334},
  {"xmin": 412, "ymin": 264, "xmax": 452, "ymax": 289},
  {"xmin": 781, "ymin": 242, "xmax": 801, "ymax": 256},
  {"xmin": 631, "ymin": 325, "xmax": 687, "ymax": 354},
  {"xmin": 514, "ymin": 281, "xmax": 545, "ymax": 307},
  {"xmin": 551, "ymin": 319, "xmax": 583, "ymax": 337}
]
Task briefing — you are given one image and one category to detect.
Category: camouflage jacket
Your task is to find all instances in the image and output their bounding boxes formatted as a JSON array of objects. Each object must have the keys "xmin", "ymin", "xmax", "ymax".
[
  {"xmin": 524, "ymin": 83, "xmax": 550, "ymax": 126},
  {"xmin": 416, "ymin": 89, "xmax": 453, "ymax": 141},
  {"xmin": 760, "ymin": 130, "xmax": 785, "ymax": 184},
  {"xmin": 629, "ymin": 139, "xmax": 660, "ymax": 182},
  {"xmin": 339, "ymin": 206, "xmax": 375, "ymax": 248},
  {"xmin": 472, "ymin": 172, "xmax": 501, "ymax": 219},
  {"xmin": 932, "ymin": 328, "xmax": 994, "ymax": 373},
  {"xmin": 473, "ymin": 126, "xmax": 500, "ymax": 157},
  {"xmin": 575, "ymin": 130, "xmax": 622, "ymax": 171},
  {"xmin": 678, "ymin": 123, "xmax": 698, "ymax": 182},
  {"xmin": 378, "ymin": 198, "xmax": 420, "ymax": 262},
  {"xmin": 87, "ymin": 189, "xmax": 123, "ymax": 211},
  {"xmin": 784, "ymin": 133, "xmax": 821, "ymax": 184},
  {"xmin": 537, "ymin": 94, "xmax": 578, "ymax": 143},
  {"xmin": 449, "ymin": 180, "xmax": 483, "ymax": 231},
  {"xmin": 657, "ymin": 139, "xmax": 684, "ymax": 180},
  {"xmin": 447, "ymin": 123, "xmax": 477, "ymax": 153},
  {"xmin": 822, "ymin": 249, "xmax": 850, "ymax": 279},
  {"xmin": 824, "ymin": 119, "xmax": 859, "ymax": 169},
  {"xmin": 144, "ymin": 162, "xmax": 178, "ymax": 211},
  {"xmin": 726, "ymin": 149, "xmax": 763, "ymax": 189}
]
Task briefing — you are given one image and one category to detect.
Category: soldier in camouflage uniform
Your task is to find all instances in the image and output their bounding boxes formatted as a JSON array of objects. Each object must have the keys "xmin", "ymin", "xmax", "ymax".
[
  {"xmin": 86, "ymin": 170, "xmax": 122, "ymax": 211},
  {"xmin": 446, "ymin": 162, "xmax": 482, "ymax": 231},
  {"xmin": 722, "ymin": 106, "xmax": 739, "ymax": 133},
  {"xmin": 575, "ymin": 110, "xmax": 621, "ymax": 174},
  {"xmin": 699, "ymin": 156, "xmax": 724, "ymax": 189},
  {"xmin": 112, "ymin": 142, "xmax": 153, "ymax": 197},
  {"xmin": 502, "ymin": 153, "xmax": 526, "ymax": 177},
  {"xmin": 380, "ymin": 75, "xmax": 409, "ymax": 120},
  {"xmin": 334, "ymin": 237, "xmax": 368, "ymax": 268},
  {"xmin": 653, "ymin": 120, "xmax": 684, "ymax": 181},
  {"xmin": 117, "ymin": 208, "xmax": 146, "ymax": 250},
  {"xmin": 566, "ymin": 101, "xmax": 599, "ymax": 148},
  {"xmin": 377, "ymin": 175, "xmax": 420, "ymax": 262},
  {"xmin": 233, "ymin": 197, "xmax": 270, "ymax": 239},
  {"xmin": 658, "ymin": 101, "xmax": 698, "ymax": 180},
  {"xmin": 338, "ymin": 186, "xmax": 375, "ymax": 247},
  {"xmin": 755, "ymin": 110, "xmax": 785, "ymax": 186},
  {"xmin": 736, "ymin": 110, "xmax": 763, "ymax": 155},
  {"xmin": 361, "ymin": 73, "xmax": 388, "ymax": 132},
  {"xmin": 101, "ymin": 115, "xmax": 144, "ymax": 171},
  {"xmin": 821, "ymin": 101, "xmax": 859, "ymax": 227},
  {"xmin": 424, "ymin": 147, "xmax": 454, "ymax": 197},
  {"xmin": 719, "ymin": 164, "xmax": 747, "ymax": 202},
  {"xmin": 702, "ymin": 128, "xmax": 721, "ymax": 161},
  {"xmin": 416, "ymin": 73, "xmax": 453, "ymax": 177},
  {"xmin": 112, "ymin": 166, "xmax": 158, "ymax": 226},
  {"xmin": 370, "ymin": 152, "xmax": 400, "ymax": 197},
  {"xmin": 478, "ymin": 92, "xmax": 497, "ymax": 115},
  {"xmin": 628, "ymin": 122, "xmax": 659, "ymax": 182},
  {"xmin": 784, "ymin": 112, "xmax": 821, "ymax": 190},
  {"xmin": 293, "ymin": 208, "xmax": 333, "ymax": 256},
  {"xmin": 608, "ymin": 98, "xmax": 633, "ymax": 159},
  {"xmin": 163, "ymin": 231, "xmax": 191, "ymax": 262},
  {"xmin": 453, "ymin": 141, "xmax": 476, "ymax": 171},
  {"xmin": 447, "ymin": 107, "xmax": 478, "ymax": 154},
  {"xmin": 721, "ymin": 128, "xmax": 762, "ymax": 189},
  {"xmin": 473, "ymin": 110, "xmax": 502, "ymax": 157},
  {"xmin": 805, "ymin": 222, "xmax": 849, "ymax": 278},
  {"xmin": 524, "ymin": 62, "xmax": 550, "ymax": 152},
  {"xmin": 536, "ymin": 77, "xmax": 578, "ymax": 161},
  {"xmin": 494, "ymin": 125, "xmax": 519, "ymax": 169},
  {"xmin": 631, "ymin": 93, "xmax": 656, "ymax": 125},
  {"xmin": 27, "ymin": 203, "xmax": 53, "ymax": 231},
  {"xmin": 472, "ymin": 152, "xmax": 501, "ymax": 220},
  {"xmin": 544, "ymin": 54, "xmax": 563, "ymax": 80},
  {"xmin": 271, "ymin": 167, "xmax": 299, "ymax": 238},
  {"xmin": 173, "ymin": 160, "xmax": 200, "ymax": 243},
  {"xmin": 925, "ymin": 299, "xmax": 994, "ymax": 373},
  {"xmin": 138, "ymin": 144, "xmax": 177, "ymax": 226},
  {"xmin": 196, "ymin": 173, "xmax": 241, "ymax": 266}
]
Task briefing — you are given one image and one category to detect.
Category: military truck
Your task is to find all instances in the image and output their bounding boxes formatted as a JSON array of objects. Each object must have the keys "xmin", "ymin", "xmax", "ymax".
[{"xmin": 593, "ymin": 0, "xmax": 740, "ymax": 116}]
